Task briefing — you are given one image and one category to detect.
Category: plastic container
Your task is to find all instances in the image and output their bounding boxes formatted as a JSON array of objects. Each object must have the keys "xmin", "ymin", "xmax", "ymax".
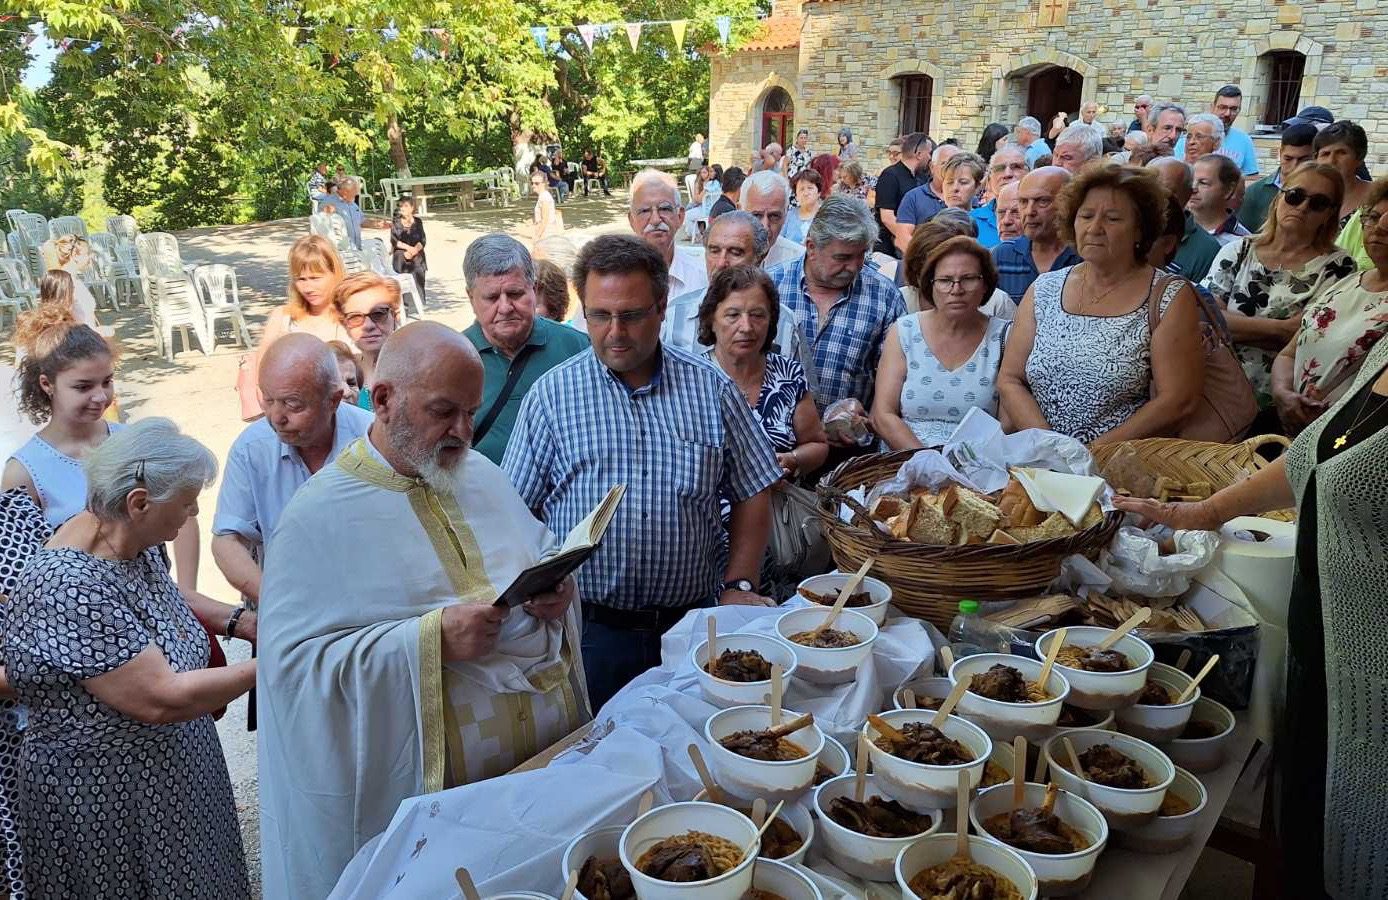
[
  {"xmin": 1050, "ymin": 705, "xmax": 1116, "ymax": 738},
  {"xmin": 1160, "ymin": 696, "xmax": 1235, "ymax": 774},
  {"xmin": 755, "ymin": 799, "xmax": 815, "ymax": 867},
  {"xmin": 562, "ymin": 824, "xmax": 625, "ymax": 900},
  {"xmin": 774, "ymin": 607, "xmax": 878, "ymax": 685},
  {"xmin": 892, "ymin": 676, "xmax": 953, "ymax": 711},
  {"xmin": 1035, "ymin": 626, "xmax": 1154, "ymax": 710},
  {"xmin": 1115, "ymin": 663, "xmax": 1200, "ymax": 743},
  {"xmin": 796, "ymin": 572, "xmax": 893, "ymax": 626},
  {"xmin": 862, "ymin": 709, "xmax": 992, "ymax": 812},
  {"xmin": 1042, "ymin": 729, "xmax": 1175, "ymax": 831},
  {"xmin": 703, "ymin": 705, "xmax": 825, "ymax": 804},
  {"xmin": 748, "ymin": 858, "xmax": 823, "ymax": 900},
  {"xmin": 817, "ymin": 734, "xmax": 851, "ymax": 784},
  {"xmin": 895, "ymin": 833, "xmax": 1039, "ymax": 900},
  {"xmin": 983, "ymin": 740, "xmax": 1018, "ymax": 788},
  {"xmin": 949, "ymin": 653, "xmax": 1071, "ymax": 743},
  {"xmin": 690, "ymin": 632, "xmax": 799, "ymax": 709},
  {"xmin": 619, "ymin": 802, "xmax": 759, "ymax": 900},
  {"xmin": 1114, "ymin": 765, "xmax": 1209, "ymax": 853},
  {"xmin": 948, "ymin": 599, "xmax": 990, "ymax": 658},
  {"xmin": 813, "ymin": 773, "xmax": 942, "ymax": 882},
  {"xmin": 970, "ymin": 782, "xmax": 1109, "ymax": 896}
]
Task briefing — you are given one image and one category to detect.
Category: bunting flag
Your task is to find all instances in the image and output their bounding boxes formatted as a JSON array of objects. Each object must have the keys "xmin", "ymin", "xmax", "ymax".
[
  {"xmin": 716, "ymin": 15, "xmax": 732, "ymax": 44},
  {"xmin": 282, "ymin": 25, "xmax": 298, "ymax": 45},
  {"xmin": 577, "ymin": 23, "xmax": 596, "ymax": 51},
  {"xmin": 529, "ymin": 25, "xmax": 547, "ymax": 51},
  {"xmin": 624, "ymin": 22, "xmax": 642, "ymax": 52},
  {"xmin": 669, "ymin": 19, "xmax": 687, "ymax": 51}
]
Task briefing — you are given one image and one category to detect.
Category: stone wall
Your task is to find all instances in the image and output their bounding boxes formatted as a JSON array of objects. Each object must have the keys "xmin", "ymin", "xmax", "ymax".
[{"xmin": 710, "ymin": 0, "xmax": 1388, "ymax": 177}]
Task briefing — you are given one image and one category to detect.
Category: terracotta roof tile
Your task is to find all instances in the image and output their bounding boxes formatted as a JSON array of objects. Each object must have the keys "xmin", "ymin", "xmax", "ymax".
[{"xmin": 738, "ymin": 17, "xmax": 801, "ymax": 51}]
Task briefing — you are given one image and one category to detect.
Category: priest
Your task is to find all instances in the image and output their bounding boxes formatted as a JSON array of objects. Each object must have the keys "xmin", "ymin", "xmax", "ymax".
[{"xmin": 256, "ymin": 322, "xmax": 589, "ymax": 899}]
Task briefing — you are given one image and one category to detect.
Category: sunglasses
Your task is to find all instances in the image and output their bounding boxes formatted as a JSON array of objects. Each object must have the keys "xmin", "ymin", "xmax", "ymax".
[
  {"xmin": 1280, "ymin": 187, "xmax": 1336, "ymax": 213},
  {"xmin": 344, "ymin": 305, "xmax": 395, "ymax": 329}
]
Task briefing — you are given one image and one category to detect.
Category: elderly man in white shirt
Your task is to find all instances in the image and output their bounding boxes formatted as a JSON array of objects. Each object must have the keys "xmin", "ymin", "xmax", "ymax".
[
  {"xmin": 212, "ymin": 333, "xmax": 373, "ymax": 608},
  {"xmin": 742, "ymin": 169, "xmax": 806, "ymax": 271},
  {"xmin": 628, "ymin": 168, "xmax": 707, "ymax": 301}
]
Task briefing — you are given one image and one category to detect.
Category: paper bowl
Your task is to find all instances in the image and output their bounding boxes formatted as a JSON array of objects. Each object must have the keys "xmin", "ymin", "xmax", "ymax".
[
  {"xmin": 1043, "ymin": 729, "xmax": 1175, "ymax": 831},
  {"xmin": 704, "ymin": 705, "xmax": 824, "ymax": 804},
  {"xmin": 863, "ymin": 710, "xmax": 991, "ymax": 811},
  {"xmin": 754, "ymin": 800, "xmax": 815, "ymax": 867},
  {"xmin": 982, "ymin": 740, "xmax": 1019, "ymax": 788},
  {"xmin": 562, "ymin": 824, "xmax": 625, "ymax": 900},
  {"xmin": 1051, "ymin": 705, "xmax": 1116, "ymax": 738},
  {"xmin": 893, "ymin": 676, "xmax": 953, "ymax": 711},
  {"xmin": 895, "ymin": 833, "xmax": 1039, "ymax": 900},
  {"xmin": 774, "ymin": 607, "xmax": 878, "ymax": 685},
  {"xmin": 1035, "ymin": 627, "xmax": 1154, "ymax": 710},
  {"xmin": 813, "ymin": 773, "xmax": 942, "ymax": 882},
  {"xmin": 818, "ymin": 733, "xmax": 851, "ymax": 782},
  {"xmin": 1115, "ymin": 663, "xmax": 1200, "ymax": 743},
  {"xmin": 1114, "ymin": 766, "xmax": 1208, "ymax": 854},
  {"xmin": 750, "ymin": 858, "xmax": 823, "ymax": 900},
  {"xmin": 691, "ymin": 633, "xmax": 800, "ymax": 709},
  {"xmin": 1160, "ymin": 696, "xmax": 1235, "ymax": 774},
  {"xmin": 796, "ymin": 572, "xmax": 893, "ymax": 625},
  {"xmin": 949, "ymin": 654, "xmax": 1071, "ymax": 743},
  {"xmin": 970, "ymin": 782, "xmax": 1109, "ymax": 896},
  {"xmin": 619, "ymin": 802, "xmax": 759, "ymax": 900}
]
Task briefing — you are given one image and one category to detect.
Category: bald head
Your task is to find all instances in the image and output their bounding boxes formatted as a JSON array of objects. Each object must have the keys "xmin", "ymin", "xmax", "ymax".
[
  {"xmin": 257, "ymin": 333, "xmax": 342, "ymax": 448},
  {"xmin": 371, "ymin": 322, "xmax": 484, "ymax": 489},
  {"xmin": 260, "ymin": 332, "xmax": 339, "ymax": 393},
  {"xmin": 1017, "ymin": 167, "xmax": 1073, "ymax": 243},
  {"xmin": 1148, "ymin": 157, "xmax": 1194, "ymax": 207}
]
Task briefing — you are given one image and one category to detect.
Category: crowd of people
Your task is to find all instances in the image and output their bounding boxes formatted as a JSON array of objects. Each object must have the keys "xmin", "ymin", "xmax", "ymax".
[{"xmin": 0, "ymin": 79, "xmax": 1382, "ymax": 900}]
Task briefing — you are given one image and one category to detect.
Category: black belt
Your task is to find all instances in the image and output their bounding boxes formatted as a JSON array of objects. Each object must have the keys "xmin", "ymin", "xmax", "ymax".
[{"xmin": 582, "ymin": 601, "xmax": 708, "ymax": 632}]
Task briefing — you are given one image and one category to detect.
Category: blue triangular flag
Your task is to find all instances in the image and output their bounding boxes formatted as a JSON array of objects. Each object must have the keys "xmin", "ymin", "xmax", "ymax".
[
  {"xmin": 530, "ymin": 26, "xmax": 548, "ymax": 51},
  {"xmin": 716, "ymin": 15, "xmax": 731, "ymax": 44}
]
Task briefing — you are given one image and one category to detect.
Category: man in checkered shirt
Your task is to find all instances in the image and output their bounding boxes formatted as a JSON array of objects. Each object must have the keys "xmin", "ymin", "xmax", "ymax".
[{"xmin": 502, "ymin": 234, "xmax": 784, "ymax": 709}]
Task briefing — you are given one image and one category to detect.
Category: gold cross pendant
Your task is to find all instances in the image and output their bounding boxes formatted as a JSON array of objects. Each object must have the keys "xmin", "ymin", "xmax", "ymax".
[{"xmin": 1333, "ymin": 434, "xmax": 1348, "ymax": 450}]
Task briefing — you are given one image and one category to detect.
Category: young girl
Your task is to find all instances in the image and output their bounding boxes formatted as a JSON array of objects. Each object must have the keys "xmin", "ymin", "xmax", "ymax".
[{"xmin": 258, "ymin": 235, "xmax": 350, "ymax": 349}]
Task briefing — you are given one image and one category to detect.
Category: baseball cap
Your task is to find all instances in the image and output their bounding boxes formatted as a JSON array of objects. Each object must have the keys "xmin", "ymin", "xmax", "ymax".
[{"xmin": 1282, "ymin": 106, "xmax": 1334, "ymax": 129}]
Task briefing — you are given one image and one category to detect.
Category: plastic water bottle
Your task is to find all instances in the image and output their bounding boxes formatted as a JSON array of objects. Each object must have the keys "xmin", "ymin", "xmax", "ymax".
[{"xmin": 947, "ymin": 599, "xmax": 990, "ymax": 660}]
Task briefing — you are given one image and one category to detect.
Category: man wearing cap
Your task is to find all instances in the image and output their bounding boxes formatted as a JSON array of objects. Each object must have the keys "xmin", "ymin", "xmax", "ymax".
[{"xmin": 1237, "ymin": 123, "xmax": 1318, "ymax": 233}]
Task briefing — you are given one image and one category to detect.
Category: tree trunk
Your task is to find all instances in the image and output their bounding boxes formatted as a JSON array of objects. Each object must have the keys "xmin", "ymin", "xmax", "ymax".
[{"xmin": 387, "ymin": 111, "xmax": 411, "ymax": 179}]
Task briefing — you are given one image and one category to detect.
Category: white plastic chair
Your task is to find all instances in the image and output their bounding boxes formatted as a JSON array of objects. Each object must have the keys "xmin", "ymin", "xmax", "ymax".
[
  {"xmin": 13, "ymin": 213, "xmax": 48, "ymax": 250},
  {"xmin": 48, "ymin": 215, "xmax": 88, "ymax": 238},
  {"xmin": 0, "ymin": 283, "xmax": 24, "ymax": 331},
  {"xmin": 191, "ymin": 264, "xmax": 252, "ymax": 349},
  {"xmin": 684, "ymin": 173, "xmax": 699, "ymax": 206},
  {"xmin": 136, "ymin": 233, "xmax": 210, "ymax": 360},
  {"xmin": 362, "ymin": 238, "xmax": 424, "ymax": 318},
  {"xmin": 5, "ymin": 210, "xmax": 28, "ymax": 233},
  {"xmin": 106, "ymin": 215, "xmax": 140, "ymax": 247},
  {"xmin": 309, "ymin": 211, "xmax": 352, "ymax": 251},
  {"xmin": 87, "ymin": 233, "xmax": 137, "ymax": 308},
  {"xmin": 0, "ymin": 258, "xmax": 38, "ymax": 310}
]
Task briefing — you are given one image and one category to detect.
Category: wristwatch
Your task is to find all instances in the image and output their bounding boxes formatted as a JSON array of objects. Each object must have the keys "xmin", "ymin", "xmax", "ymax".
[{"xmin": 720, "ymin": 579, "xmax": 755, "ymax": 594}]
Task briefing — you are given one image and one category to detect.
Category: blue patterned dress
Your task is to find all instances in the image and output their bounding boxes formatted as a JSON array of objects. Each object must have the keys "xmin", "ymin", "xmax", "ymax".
[{"xmin": 895, "ymin": 313, "xmax": 1009, "ymax": 446}]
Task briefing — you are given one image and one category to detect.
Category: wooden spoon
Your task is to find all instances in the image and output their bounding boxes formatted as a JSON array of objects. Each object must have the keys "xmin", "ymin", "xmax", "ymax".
[
  {"xmin": 750, "ymin": 797, "xmax": 767, "ymax": 828},
  {"xmin": 559, "ymin": 869, "xmax": 579, "ymax": 900},
  {"xmin": 636, "ymin": 789, "xmax": 654, "ymax": 818},
  {"xmin": 706, "ymin": 617, "xmax": 719, "ymax": 675},
  {"xmin": 765, "ymin": 712, "xmax": 814, "ymax": 740},
  {"xmin": 814, "ymin": 557, "xmax": 875, "ymax": 635},
  {"xmin": 955, "ymin": 769, "xmax": 971, "ymax": 861},
  {"xmin": 1175, "ymin": 654, "xmax": 1220, "ymax": 704},
  {"xmin": 454, "ymin": 868, "xmax": 481, "ymax": 900},
  {"xmin": 769, "ymin": 664, "xmax": 784, "ymax": 727},
  {"xmin": 931, "ymin": 673, "xmax": 973, "ymax": 729},
  {"xmin": 1176, "ymin": 648, "xmax": 1193, "ymax": 672},
  {"xmin": 740, "ymin": 800, "xmax": 785, "ymax": 862},
  {"xmin": 1095, "ymin": 606, "xmax": 1152, "ymax": 651},
  {"xmin": 1062, "ymin": 738, "xmax": 1086, "ymax": 783},
  {"xmin": 938, "ymin": 645, "xmax": 955, "ymax": 674},
  {"xmin": 1040, "ymin": 782, "xmax": 1060, "ymax": 817},
  {"xmin": 854, "ymin": 734, "xmax": 870, "ymax": 802},
  {"xmin": 902, "ymin": 687, "xmax": 917, "ymax": 710},
  {"xmin": 1032, "ymin": 748, "xmax": 1049, "ymax": 783},
  {"xmin": 1038, "ymin": 627, "xmax": 1066, "ymax": 688},
  {"xmin": 1012, "ymin": 736, "xmax": 1027, "ymax": 810},
  {"xmin": 687, "ymin": 744, "xmax": 725, "ymax": 805}
]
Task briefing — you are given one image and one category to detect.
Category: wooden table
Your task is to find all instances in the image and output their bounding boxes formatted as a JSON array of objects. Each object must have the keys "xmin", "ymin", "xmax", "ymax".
[
  {"xmin": 380, "ymin": 171, "xmax": 511, "ymax": 216},
  {"xmin": 624, "ymin": 156, "xmax": 689, "ymax": 186}
]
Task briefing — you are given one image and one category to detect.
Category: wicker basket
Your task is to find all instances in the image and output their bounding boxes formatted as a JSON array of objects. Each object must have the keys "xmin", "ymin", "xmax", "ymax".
[
  {"xmin": 1090, "ymin": 435, "xmax": 1295, "ymax": 522},
  {"xmin": 815, "ymin": 450, "xmax": 1124, "ymax": 628}
]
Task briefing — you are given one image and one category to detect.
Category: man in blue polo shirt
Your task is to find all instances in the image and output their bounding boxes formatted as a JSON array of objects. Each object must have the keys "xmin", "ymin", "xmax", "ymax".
[
  {"xmin": 991, "ymin": 166, "xmax": 1079, "ymax": 303},
  {"xmin": 1174, "ymin": 86, "xmax": 1259, "ymax": 177},
  {"xmin": 968, "ymin": 144, "xmax": 1028, "ymax": 249}
]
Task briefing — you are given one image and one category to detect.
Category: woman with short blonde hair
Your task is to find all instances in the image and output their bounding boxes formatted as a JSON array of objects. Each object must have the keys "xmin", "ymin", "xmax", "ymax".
[{"xmin": 259, "ymin": 235, "xmax": 349, "ymax": 349}]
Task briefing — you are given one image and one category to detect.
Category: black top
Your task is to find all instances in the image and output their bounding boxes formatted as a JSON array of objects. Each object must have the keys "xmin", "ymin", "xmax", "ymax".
[
  {"xmin": 582, "ymin": 157, "xmax": 604, "ymax": 175},
  {"xmin": 873, "ymin": 161, "xmax": 925, "ymax": 254},
  {"xmin": 709, "ymin": 195, "xmax": 736, "ymax": 221},
  {"xmin": 1317, "ymin": 364, "xmax": 1388, "ymax": 461}
]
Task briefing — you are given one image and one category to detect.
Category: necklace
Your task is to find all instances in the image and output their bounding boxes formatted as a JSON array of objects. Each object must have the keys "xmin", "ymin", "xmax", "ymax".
[
  {"xmin": 1332, "ymin": 385, "xmax": 1388, "ymax": 450},
  {"xmin": 1079, "ymin": 264, "xmax": 1142, "ymax": 311}
]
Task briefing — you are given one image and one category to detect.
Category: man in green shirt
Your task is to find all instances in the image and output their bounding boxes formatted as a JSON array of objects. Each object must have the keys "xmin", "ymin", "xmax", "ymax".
[
  {"xmin": 1238, "ymin": 123, "xmax": 1317, "ymax": 233},
  {"xmin": 1150, "ymin": 157, "xmax": 1221, "ymax": 281},
  {"xmin": 462, "ymin": 234, "xmax": 590, "ymax": 463}
]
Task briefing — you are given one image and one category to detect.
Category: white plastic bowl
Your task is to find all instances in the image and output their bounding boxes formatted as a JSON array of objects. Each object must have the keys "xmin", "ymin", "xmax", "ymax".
[
  {"xmin": 817, "ymin": 733, "xmax": 851, "ymax": 783},
  {"xmin": 950, "ymin": 653, "xmax": 1071, "ymax": 743},
  {"xmin": 1043, "ymin": 729, "xmax": 1175, "ymax": 831},
  {"xmin": 969, "ymin": 782, "xmax": 1109, "ymax": 896},
  {"xmin": 1034, "ymin": 626, "xmax": 1154, "ymax": 711},
  {"xmin": 895, "ymin": 833, "xmax": 1039, "ymax": 900},
  {"xmin": 983, "ymin": 740, "xmax": 1018, "ymax": 789},
  {"xmin": 619, "ymin": 802, "xmax": 759, "ymax": 900},
  {"xmin": 774, "ymin": 607, "xmax": 878, "ymax": 685},
  {"xmin": 1114, "ymin": 765, "xmax": 1209, "ymax": 854},
  {"xmin": 562, "ymin": 824, "xmax": 625, "ymax": 900},
  {"xmin": 813, "ymin": 773, "xmax": 942, "ymax": 882},
  {"xmin": 796, "ymin": 572, "xmax": 893, "ymax": 626},
  {"xmin": 1051, "ymin": 705, "xmax": 1116, "ymax": 737},
  {"xmin": 704, "ymin": 705, "xmax": 825, "ymax": 804},
  {"xmin": 1115, "ymin": 663, "xmax": 1200, "ymax": 743},
  {"xmin": 1160, "ymin": 696, "xmax": 1235, "ymax": 774},
  {"xmin": 893, "ymin": 676, "xmax": 953, "ymax": 711},
  {"xmin": 749, "ymin": 858, "xmax": 823, "ymax": 900},
  {"xmin": 691, "ymin": 633, "xmax": 799, "ymax": 709},
  {"xmin": 863, "ymin": 709, "xmax": 992, "ymax": 811},
  {"xmin": 754, "ymin": 799, "xmax": 814, "ymax": 867}
]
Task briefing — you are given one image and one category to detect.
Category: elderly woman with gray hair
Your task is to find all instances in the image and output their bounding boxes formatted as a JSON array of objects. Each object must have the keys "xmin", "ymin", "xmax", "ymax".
[{"xmin": 2, "ymin": 417, "xmax": 254, "ymax": 898}]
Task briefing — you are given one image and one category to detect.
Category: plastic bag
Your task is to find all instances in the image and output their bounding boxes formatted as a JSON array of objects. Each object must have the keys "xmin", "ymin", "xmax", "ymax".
[
  {"xmin": 1098, "ymin": 525, "xmax": 1220, "ymax": 598},
  {"xmin": 943, "ymin": 409, "xmax": 1098, "ymax": 493},
  {"xmin": 823, "ymin": 398, "xmax": 874, "ymax": 446}
]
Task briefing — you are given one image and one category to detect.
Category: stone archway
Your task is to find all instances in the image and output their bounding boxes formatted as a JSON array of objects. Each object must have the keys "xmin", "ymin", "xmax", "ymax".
[
  {"xmin": 992, "ymin": 50, "xmax": 1097, "ymax": 126},
  {"xmin": 876, "ymin": 59, "xmax": 947, "ymax": 149},
  {"xmin": 744, "ymin": 74, "xmax": 802, "ymax": 159},
  {"xmin": 1240, "ymin": 31, "xmax": 1325, "ymax": 126}
]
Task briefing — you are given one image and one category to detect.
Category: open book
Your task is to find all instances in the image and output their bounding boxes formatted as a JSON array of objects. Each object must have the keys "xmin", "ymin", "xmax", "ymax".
[{"xmin": 493, "ymin": 484, "xmax": 627, "ymax": 608}]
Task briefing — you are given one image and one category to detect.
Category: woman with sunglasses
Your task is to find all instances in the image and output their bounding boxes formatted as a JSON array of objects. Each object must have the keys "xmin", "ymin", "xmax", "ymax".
[
  {"xmin": 331, "ymin": 272, "xmax": 401, "ymax": 410},
  {"xmin": 1202, "ymin": 163, "xmax": 1357, "ymax": 427}
]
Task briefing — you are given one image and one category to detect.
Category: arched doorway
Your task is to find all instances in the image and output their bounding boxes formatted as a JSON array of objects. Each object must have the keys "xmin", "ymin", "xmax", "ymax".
[
  {"xmin": 760, "ymin": 87, "xmax": 794, "ymax": 149},
  {"xmin": 1024, "ymin": 65, "xmax": 1083, "ymax": 131}
]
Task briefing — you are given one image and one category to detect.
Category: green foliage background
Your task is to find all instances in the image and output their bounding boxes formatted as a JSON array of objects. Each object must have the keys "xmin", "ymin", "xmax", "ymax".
[{"xmin": 0, "ymin": 0, "xmax": 767, "ymax": 229}]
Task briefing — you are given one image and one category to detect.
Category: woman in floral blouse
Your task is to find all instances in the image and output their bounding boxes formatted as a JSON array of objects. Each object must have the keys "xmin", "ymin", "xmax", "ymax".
[
  {"xmin": 1202, "ymin": 162, "xmax": 1357, "ymax": 425},
  {"xmin": 1271, "ymin": 177, "xmax": 1388, "ymax": 434}
]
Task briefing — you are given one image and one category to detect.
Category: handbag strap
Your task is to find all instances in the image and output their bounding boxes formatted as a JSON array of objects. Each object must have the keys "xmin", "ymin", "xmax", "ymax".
[
  {"xmin": 471, "ymin": 343, "xmax": 539, "ymax": 446},
  {"xmin": 1145, "ymin": 270, "xmax": 1182, "ymax": 333}
]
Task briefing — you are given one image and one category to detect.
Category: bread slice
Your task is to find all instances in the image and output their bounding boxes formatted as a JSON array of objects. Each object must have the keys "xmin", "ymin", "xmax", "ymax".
[
  {"xmin": 948, "ymin": 487, "xmax": 1003, "ymax": 540},
  {"xmin": 871, "ymin": 495, "xmax": 907, "ymax": 522},
  {"xmin": 905, "ymin": 494, "xmax": 956, "ymax": 544},
  {"xmin": 1009, "ymin": 511, "xmax": 1078, "ymax": 543},
  {"xmin": 987, "ymin": 529, "xmax": 1021, "ymax": 545}
]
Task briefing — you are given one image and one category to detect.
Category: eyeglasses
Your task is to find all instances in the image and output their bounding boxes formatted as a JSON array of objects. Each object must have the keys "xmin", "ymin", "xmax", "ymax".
[
  {"xmin": 1135, "ymin": 103, "xmax": 1150, "ymax": 109},
  {"xmin": 1280, "ymin": 187, "xmax": 1336, "ymax": 213},
  {"xmin": 933, "ymin": 274, "xmax": 986, "ymax": 292},
  {"xmin": 1364, "ymin": 210, "xmax": 1385, "ymax": 230},
  {"xmin": 344, "ymin": 305, "xmax": 395, "ymax": 329},
  {"xmin": 583, "ymin": 303, "xmax": 659, "ymax": 327},
  {"xmin": 133, "ymin": 459, "xmax": 146, "ymax": 483},
  {"xmin": 344, "ymin": 378, "xmax": 359, "ymax": 390},
  {"xmin": 632, "ymin": 203, "xmax": 680, "ymax": 220}
]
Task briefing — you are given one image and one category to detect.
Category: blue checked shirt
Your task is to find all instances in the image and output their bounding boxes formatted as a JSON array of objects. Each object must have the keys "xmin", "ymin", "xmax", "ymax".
[
  {"xmin": 501, "ymin": 347, "xmax": 783, "ymax": 611},
  {"xmin": 767, "ymin": 256, "xmax": 906, "ymax": 410},
  {"xmin": 992, "ymin": 235, "xmax": 1083, "ymax": 304}
]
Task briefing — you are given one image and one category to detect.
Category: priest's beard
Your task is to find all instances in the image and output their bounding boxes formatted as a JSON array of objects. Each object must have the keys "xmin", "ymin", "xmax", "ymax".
[{"xmin": 387, "ymin": 415, "xmax": 467, "ymax": 494}]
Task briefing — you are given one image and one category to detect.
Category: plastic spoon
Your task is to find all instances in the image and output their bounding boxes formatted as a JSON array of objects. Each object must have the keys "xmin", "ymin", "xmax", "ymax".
[{"xmin": 1175, "ymin": 654, "xmax": 1220, "ymax": 704}]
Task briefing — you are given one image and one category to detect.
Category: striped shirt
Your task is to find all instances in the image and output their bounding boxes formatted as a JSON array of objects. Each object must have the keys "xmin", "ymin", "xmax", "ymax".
[
  {"xmin": 501, "ymin": 347, "xmax": 782, "ymax": 611},
  {"xmin": 767, "ymin": 256, "xmax": 906, "ymax": 409}
]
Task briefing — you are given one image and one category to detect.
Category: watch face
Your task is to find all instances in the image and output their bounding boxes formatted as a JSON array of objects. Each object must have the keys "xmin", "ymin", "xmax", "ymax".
[{"xmin": 731, "ymin": 579, "xmax": 754, "ymax": 592}]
